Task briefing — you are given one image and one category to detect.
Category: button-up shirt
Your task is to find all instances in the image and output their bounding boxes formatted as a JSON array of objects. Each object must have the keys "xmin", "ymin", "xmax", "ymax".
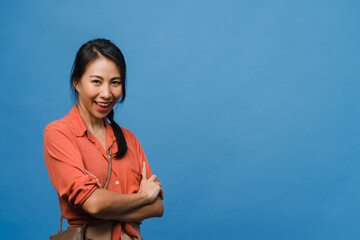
[{"xmin": 44, "ymin": 105, "xmax": 156, "ymax": 239}]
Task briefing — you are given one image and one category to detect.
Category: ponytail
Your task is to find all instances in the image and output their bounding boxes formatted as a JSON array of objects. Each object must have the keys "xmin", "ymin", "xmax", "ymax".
[{"xmin": 107, "ymin": 109, "xmax": 127, "ymax": 158}]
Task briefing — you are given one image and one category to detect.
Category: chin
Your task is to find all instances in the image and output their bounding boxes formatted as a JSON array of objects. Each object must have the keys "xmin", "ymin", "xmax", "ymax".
[{"xmin": 96, "ymin": 112, "xmax": 110, "ymax": 119}]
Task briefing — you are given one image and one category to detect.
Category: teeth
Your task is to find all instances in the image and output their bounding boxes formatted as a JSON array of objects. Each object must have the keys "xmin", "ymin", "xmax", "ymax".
[{"xmin": 96, "ymin": 102, "xmax": 111, "ymax": 107}]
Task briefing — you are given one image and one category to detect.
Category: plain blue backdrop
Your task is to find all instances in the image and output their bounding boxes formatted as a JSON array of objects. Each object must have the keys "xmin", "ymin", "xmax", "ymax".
[{"xmin": 1, "ymin": 0, "xmax": 360, "ymax": 239}]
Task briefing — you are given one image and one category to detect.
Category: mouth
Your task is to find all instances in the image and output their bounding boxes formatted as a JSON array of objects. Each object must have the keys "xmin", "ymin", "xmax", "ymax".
[{"xmin": 94, "ymin": 101, "xmax": 112, "ymax": 111}]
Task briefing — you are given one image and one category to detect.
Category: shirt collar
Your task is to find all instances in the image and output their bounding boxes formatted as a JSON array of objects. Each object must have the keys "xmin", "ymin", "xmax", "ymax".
[
  {"xmin": 68, "ymin": 105, "xmax": 88, "ymax": 137},
  {"xmin": 68, "ymin": 106, "xmax": 116, "ymax": 147}
]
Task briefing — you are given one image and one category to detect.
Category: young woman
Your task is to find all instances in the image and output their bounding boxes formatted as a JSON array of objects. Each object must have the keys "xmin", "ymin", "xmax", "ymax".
[{"xmin": 44, "ymin": 39, "xmax": 164, "ymax": 240}]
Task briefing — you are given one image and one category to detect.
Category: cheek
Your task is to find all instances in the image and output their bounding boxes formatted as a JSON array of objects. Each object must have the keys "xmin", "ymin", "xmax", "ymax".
[
  {"xmin": 113, "ymin": 87, "xmax": 123, "ymax": 99},
  {"xmin": 78, "ymin": 85, "xmax": 98, "ymax": 102}
]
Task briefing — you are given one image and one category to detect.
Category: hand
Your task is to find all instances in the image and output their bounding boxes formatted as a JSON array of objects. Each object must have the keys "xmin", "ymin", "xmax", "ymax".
[{"xmin": 138, "ymin": 162, "xmax": 162, "ymax": 203}]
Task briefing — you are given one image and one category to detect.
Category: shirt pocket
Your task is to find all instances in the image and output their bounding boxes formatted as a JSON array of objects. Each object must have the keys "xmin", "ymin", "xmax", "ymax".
[{"xmin": 124, "ymin": 166, "xmax": 142, "ymax": 194}]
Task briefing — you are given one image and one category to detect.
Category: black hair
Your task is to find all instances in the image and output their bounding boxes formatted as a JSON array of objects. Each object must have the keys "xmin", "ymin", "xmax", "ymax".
[{"xmin": 70, "ymin": 38, "xmax": 127, "ymax": 158}]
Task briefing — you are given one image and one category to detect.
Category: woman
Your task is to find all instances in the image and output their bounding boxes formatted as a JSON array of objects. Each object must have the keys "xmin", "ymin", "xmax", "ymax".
[{"xmin": 44, "ymin": 38, "xmax": 164, "ymax": 240}]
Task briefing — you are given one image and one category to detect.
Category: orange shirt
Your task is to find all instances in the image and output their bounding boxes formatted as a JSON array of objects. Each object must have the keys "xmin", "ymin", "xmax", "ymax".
[{"xmin": 44, "ymin": 105, "xmax": 156, "ymax": 240}]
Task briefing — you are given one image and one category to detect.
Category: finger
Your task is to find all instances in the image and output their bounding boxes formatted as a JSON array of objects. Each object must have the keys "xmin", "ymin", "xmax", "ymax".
[
  {"xmin": 154, "ymin": 182, "xmax": 161, "ymax": 187},
  {"xmin": 149, "ymin": 175, "xmax": 157, "ymax": 182},
  {"xmin": 142, "ymin": 162, "xmax": 147, "ymax": 179}
]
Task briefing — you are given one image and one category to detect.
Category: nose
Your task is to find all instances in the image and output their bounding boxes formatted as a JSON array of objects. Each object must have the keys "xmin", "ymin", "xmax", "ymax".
[{"xmin": 99, "ymin": 84, "xmax": 112, "ymax": 99}]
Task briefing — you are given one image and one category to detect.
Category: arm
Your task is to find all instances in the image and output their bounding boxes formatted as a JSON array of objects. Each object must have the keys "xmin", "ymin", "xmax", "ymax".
[
  {"xmin": 84, "ymin": 193, "xmax": 163, "ymax": 222},
  {"xmin": 44, "ymin": 124, "xmax": 100, "ymax": 207},
  {"xmin": 83, "ymin": 162, "xmax": 163, "ymax": 221},
  {"xmin": 118, "ymin": 196, "xmax": 163, "ymax": 222}
]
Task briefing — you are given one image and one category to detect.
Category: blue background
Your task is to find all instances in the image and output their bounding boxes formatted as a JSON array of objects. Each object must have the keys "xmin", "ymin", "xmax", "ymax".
[{"xmin": 1, "ymin": 0, "xmax": 360, "ymax": 239}]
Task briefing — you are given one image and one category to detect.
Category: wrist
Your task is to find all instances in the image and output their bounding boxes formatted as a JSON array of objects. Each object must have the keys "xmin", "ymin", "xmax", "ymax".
[{"xmin": 137, "ymin": 191, "xmax": 151, "ymax": 204}]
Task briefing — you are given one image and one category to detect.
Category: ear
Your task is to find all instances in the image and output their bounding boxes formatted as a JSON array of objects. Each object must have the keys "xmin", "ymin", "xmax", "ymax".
[{"xmin": 72, "ymin": 79, "xmax": 79, "ymax": 91}]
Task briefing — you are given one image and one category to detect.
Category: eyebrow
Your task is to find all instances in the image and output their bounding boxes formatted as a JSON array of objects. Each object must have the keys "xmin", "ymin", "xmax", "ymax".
[{"xmin": 89, "ymin": 75, "xmax": 121, "ymax": 80}]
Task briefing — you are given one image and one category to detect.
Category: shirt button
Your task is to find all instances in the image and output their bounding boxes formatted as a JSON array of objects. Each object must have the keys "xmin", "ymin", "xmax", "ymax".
[
  {"xmin": 115, "ymin": 180, "xmax": 119, "ymax": 185},
  {"xmin": 108, "ymin": 155, "xmax": 111, "ymax": 159}
]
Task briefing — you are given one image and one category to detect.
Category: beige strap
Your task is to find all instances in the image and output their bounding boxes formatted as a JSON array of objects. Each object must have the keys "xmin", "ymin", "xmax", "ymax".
[{"xmin": 57, "ymin": 148, "xmax": 113, "ymax": 233}]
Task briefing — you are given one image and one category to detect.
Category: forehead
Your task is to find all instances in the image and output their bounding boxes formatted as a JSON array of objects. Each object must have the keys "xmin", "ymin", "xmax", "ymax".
[{"xmin": 84, "ymin": 56, "xmax": 120, "ymax": 76}]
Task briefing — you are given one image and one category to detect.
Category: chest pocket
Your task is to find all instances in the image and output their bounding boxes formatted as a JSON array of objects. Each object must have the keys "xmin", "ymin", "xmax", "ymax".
[{"xmin": 117, "ymin": 166, "xmax": 142, "ymax": 194}]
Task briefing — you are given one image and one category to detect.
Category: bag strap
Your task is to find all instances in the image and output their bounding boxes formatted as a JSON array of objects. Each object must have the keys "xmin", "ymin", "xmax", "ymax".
[{"xmin": 57, "ymin": 148, "xmax": 113, "ymax": 233}]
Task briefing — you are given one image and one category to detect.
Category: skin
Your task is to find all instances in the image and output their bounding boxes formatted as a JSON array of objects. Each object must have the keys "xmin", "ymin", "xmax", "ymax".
[
  {"xmin": 74, "ymin": 55, "xmax": 163, "ymax": 222},
  {"xmin": 74, "ymin": 56, "xmax": 122, "ymax": 149}
]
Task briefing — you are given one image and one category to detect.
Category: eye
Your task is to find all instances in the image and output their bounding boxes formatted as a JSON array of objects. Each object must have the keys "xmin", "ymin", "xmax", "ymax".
[
  {"xmin": 92, "ymin": 80, "xmax": 101, "ymax": 84},
  {"xmin": 112, "ymin": 80, "xmax": 122, "ymax": 85}
]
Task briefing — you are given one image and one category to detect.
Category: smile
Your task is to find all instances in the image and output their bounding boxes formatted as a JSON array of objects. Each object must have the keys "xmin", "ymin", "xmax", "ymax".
[{"xmin": 94, "ymin": 101, "xmax": 112, "ymax": 111}]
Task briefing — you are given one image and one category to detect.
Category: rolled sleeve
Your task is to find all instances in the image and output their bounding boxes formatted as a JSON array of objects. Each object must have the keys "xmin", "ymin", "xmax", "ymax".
[{"xmin": 44, "ymin": 123, "xmax": 98, "ymax": 208}]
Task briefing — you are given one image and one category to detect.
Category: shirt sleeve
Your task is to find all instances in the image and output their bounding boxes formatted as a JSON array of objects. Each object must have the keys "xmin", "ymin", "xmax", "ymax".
[{"xmin": 43, "ymin": 122, "xmax": 98, "ymax": 208}]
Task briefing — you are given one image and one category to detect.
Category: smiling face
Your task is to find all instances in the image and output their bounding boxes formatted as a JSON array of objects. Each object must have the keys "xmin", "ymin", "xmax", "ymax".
[{"xmin": 74, "ymin": 55, "xmax": 123, "ymax": 123}]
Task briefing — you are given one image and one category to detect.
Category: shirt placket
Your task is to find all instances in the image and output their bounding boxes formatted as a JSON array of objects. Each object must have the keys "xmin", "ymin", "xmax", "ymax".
[{"xmin": 87, "ymin": 133, "xmax": 124, "ymax": 192}]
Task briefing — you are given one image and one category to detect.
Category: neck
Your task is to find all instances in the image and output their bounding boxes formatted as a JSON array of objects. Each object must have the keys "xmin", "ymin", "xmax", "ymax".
[{"xmin": 76, "ymin": 103, "xmax": 105, "ymax": 131}]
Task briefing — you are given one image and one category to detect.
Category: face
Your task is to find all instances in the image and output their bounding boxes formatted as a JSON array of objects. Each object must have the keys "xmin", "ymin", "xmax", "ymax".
[{"xmin": 74, "ymin": 56, "xmax": 122, "ymax": 122}]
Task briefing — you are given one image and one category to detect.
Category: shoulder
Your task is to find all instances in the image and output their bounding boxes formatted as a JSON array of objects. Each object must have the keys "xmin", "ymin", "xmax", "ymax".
[
  {"xmin": 121, "ymin": 127, "xmax": 142, "ymax": 146},
  {"xmin": 121, "ymin": 127, "xmax": 137, "ymax": 141},
  {"xmin": 120, "ymin": 127, "xmax": 146, "ymax": 156},
  {"xmin": 43, "ymin": 114, "xmax": 73, "ymax": 140}
]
